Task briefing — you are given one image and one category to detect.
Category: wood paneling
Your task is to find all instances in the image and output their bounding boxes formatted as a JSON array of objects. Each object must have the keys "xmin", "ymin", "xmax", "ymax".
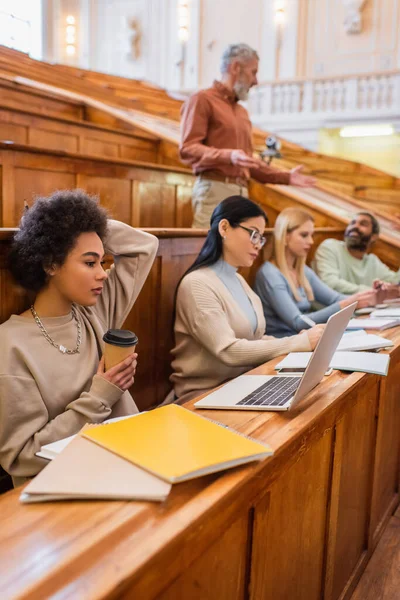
[
  {"xmin": 0, "ymin": 106, "xmax": 159, "ymax": 164},
  {"xmin": 156, "ymin": 515, "xmax": 249, "ymax": 600},
  {"xmin": 0, "ymin": 122, "xmax": 28, "ymax": 144},
  {"xmin": 0, "ymin": 80, "xmax": 84, "ymax": 120},
  {"xmin": 251, "ymin": 430, "xmax": 333, "ymax": 600},
  {"xmin": 132, "ymin": 182, "xmax": 177, "ymax": 228},
  {"xmin": 77, "ymin": 175, "xmax": 132, "ymax": 224},
  {"xmin": 13, "ymin": 168, "xmax": 76, "ymax": 225},
  {"xmin": 0, "ymin": 144, "xmax": 194, "ymax": 229},
  {"xmin": 80, "ymin": 137, "xmax": 119, "ymax": 159},
  {"xmin": 324, "ymin": 377, "xmax": 378, "ymax": 600},
  {"xmin": 124, "ymin": 236, "xmax": 204, "ymax": 407},
  {"xmin": 369, "ymin": 347, "xmax": 400, "ymax": 546},
  {"xmin": 29, "ymin": 128, "xmax": 79, "ymax": 154}
]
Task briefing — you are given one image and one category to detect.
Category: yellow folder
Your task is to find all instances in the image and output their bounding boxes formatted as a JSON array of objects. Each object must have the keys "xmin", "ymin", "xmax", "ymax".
[{"xmin": 83, "ymin": 404, "xmax": 272, "ymax": 483}]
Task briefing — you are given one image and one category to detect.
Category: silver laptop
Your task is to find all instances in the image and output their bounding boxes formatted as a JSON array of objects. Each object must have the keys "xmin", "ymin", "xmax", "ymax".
[{"xmin": 194, "ymin": 303, "xmax": 356, "ymax": 412}]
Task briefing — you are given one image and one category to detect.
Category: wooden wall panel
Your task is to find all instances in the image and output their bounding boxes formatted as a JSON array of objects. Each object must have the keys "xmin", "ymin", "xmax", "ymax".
[
  {"xmin": 119, "ymin": 144, "xmax": 157, "ymax": 163},
  {"xmin": 132, "ymin": 182, "xmax": 177, "ymax": 228},
  {"xmin": 0, "ymin": 122, "xmax": 28, "ymax": 145},
  {"xmin": 76, "ymin": 175, "xmax": 132, "ymax": 224},
  {"xmin": 80, "ymin": 137, "xmax": 119, "ymax": 159},
  {"xmin": 0, "ymin": 84, "xmax": 84, "ymax": 120},
  {"xmin": 13, "ymin": 168, "xmax": 76, "ymax": 225},
  {"xmin": 122, "ymin": 254, "xmax": 161, "ymax": 409},
  {"xmin": 155, "ymin": 515, "xmax": 249, "ymax": 600},
  {"xmin": 0, "ymin": 147, "xmax": 195, "ymax": 228},
  {"xmin": 324, "ymin": 377, "xmax": 378, "ymax": 600},
  {"xmin": 176, "ymin": 185, "xmax": 194, "ymax": 228},
  {"xmin": 370, "ymin": 350, "xmax": 400, "ymax": 546},
  {"xmin": 29, "ymin": 129, "xmax": 79, "ymax": 154},
  {"xmin": 0, "ymin": 239, "xmax": 30, "ymax": 323},
  {"xmin": 0, "ymin": 106, "xmax": 159, "ymax": 164},
  {"xmin": 250, "ymin": 430, "xmax": 333, "ymax": 600},
  {"xmin": 124, "ymin": 237, "xmax": 203, "ymax": 408}
]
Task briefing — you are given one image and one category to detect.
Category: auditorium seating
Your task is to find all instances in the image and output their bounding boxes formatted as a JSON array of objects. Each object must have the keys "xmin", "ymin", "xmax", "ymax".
[
  {"xmin": 1, "ymin": 268, "xmax": 400, "ymax": 599},
  {"xmin": 1, "ymin": 44, "xmax": 399, "ymax": 227},
  {"xmin": 1, "ymin": 140, "xmax": 399, "ymax": 275},
  {"xmin": 0, "ymin": 142, "xmax": 194, "ymax": 229}
]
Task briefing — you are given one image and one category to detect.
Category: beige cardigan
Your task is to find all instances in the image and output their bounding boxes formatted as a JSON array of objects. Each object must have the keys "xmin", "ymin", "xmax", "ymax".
[
  {"xmin": 170, "ymin": 267, "xmax": 311, "ymax": 403},
  {"xmin": 0, "ymin": 221, "xmax": 158, "ymax": 484}
]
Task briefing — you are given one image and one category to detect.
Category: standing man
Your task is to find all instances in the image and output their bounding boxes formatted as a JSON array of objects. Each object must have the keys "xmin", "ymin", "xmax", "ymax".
[{"xmin": 180, "ymin": 43, "xmax": 316, "ymax": 228}]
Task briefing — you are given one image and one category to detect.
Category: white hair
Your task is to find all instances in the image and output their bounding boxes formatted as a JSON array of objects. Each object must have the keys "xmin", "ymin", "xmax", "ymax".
[{"xmin": 220, "ymin": 43, "xmax": 259, "ymax": 74}]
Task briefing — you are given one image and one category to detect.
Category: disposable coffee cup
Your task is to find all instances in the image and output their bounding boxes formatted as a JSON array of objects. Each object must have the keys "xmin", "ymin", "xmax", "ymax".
[{"xmin": 102, "ymin": 329, "xmax": 138, "ymax": 370}]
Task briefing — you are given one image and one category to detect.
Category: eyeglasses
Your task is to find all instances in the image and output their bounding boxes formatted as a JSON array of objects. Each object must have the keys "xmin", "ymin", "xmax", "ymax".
[{"xmin": 238, "ymin": 225, "xmax": 267, "ymax": 248}]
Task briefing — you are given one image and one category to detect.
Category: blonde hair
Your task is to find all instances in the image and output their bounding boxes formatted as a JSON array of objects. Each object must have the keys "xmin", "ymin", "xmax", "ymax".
[{"xmin": 272, "ymin": 208, "xmax": 315, "ymax": 302}]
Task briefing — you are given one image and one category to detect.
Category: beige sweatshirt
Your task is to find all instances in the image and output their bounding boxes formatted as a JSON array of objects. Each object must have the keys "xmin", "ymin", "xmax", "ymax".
[
  {"xmin": 0, "ymin": 220, "xmax": 158, "ymax": 483},
  {"xmin": 170, "ymin": 268, "xmax": 311, "ymax": 403}
]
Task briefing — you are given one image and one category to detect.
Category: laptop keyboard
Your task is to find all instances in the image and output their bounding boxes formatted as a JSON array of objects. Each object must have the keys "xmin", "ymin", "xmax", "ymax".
[{"xmin": 236, "ymin": 377, "xmax": 301, "ymax": 407}]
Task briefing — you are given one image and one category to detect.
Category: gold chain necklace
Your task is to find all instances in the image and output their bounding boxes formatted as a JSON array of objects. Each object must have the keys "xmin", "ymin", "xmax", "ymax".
[{"xmin": 30, "ymin": 305, "xmax": 81, "ymax": 355}]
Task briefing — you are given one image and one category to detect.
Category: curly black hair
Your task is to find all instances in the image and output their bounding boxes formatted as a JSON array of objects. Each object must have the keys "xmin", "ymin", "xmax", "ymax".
[{"xmin": 9, "ymin": 189, "xmax": 109, "ymax": 293}]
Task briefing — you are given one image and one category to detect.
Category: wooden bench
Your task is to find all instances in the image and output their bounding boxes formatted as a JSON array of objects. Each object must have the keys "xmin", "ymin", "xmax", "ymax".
[
  {"xmin": 0, "ymin": 47, "xmax": 182, "ymax": 121},
  {"xmin": 0, "ymin": 142, "xmax": 195, "ymax": 229},
  {"xmin": 0, "ymin": 299, "xmax": 399, "ymax": 599},
  {"xmin": 0, "ymin": 105, "xmax": 160, "ymax": 163}
]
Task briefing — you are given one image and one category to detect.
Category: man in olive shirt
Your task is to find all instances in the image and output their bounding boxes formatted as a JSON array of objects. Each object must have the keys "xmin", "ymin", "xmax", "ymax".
[
  {"xmin": 314, "ymin": 212, "xmax": 400, "ymax": 294},
  {"xmin": 180, "ymin": 43, "xmax": 316, "ymax": 228}
]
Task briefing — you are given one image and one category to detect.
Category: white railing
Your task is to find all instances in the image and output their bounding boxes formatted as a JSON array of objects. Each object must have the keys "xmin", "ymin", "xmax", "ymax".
[{"xmin": 249, "ymin": 72, "xmax": 400, "ymax": 121}]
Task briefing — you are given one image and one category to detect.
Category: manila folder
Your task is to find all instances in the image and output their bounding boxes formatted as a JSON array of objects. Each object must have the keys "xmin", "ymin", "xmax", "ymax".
[{"xmin": 21, "ymin": 435, "xmax": 171, "ymax": 503}]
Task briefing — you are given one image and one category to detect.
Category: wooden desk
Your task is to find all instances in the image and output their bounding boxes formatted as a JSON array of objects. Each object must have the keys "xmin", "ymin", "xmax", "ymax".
[{"xmin": 0, "ymin": 329, "xmax": 399, "ymax": 600}]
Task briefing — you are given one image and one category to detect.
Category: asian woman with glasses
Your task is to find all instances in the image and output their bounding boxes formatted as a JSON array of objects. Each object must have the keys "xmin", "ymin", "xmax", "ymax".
[{"xmin": 169, "ymin": 196, "xmax": 324, "ymax": 404}]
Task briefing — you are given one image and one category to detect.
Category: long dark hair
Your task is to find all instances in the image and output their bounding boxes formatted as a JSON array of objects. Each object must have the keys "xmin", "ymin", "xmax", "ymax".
[{"xmin": 183, "ymin": 195, "xmax": 268, "ymax": 279}]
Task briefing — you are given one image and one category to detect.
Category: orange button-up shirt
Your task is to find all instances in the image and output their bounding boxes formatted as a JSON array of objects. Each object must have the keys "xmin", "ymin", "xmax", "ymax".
[{"xmin": 179, "ymin": 80, "xmax": 290, "ymax": 184}]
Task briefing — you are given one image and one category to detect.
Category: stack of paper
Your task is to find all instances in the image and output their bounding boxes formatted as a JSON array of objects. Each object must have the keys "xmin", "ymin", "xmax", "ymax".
[
  {"xmin": 337, "ymin": 331, "xmax": 394, "ymax": 352},
  {"xmin": 370, "ymin": 308, "xmax": 400, "ymax": 319},
  {"xmin": 275, "ymin": 351, "xmax": 390, "ymax": 376},
  {"xmin": 346, "ymin": 318, "xmax": 400, "ymax": 331},
  {"xmin": 22, "ymin": 405, "xmax": 272, "ymax": 504}
]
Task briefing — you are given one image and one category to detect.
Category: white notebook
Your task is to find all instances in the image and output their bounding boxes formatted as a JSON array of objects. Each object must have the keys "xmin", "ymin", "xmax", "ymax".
[
  {"xmin": 346, "ymin": 318, "xmax": 400, "ymax": 331},
  {"xmin": 337, "ymin": 333, "xmax": 393, "ymax": 352},
  {"xmin": 36, "ymin": 414, "xmax": 138, "ymax": 461},
  {"xmin": 276, "ymin": 351, "xmax": 390, "ymax": 376},
  {"xmin": 22, "ymin": 435, "xmax": 171, "ymax": 503},
  {"xmin": 370, "ymin": 308, "xmax": 400, "ymax": 319}
]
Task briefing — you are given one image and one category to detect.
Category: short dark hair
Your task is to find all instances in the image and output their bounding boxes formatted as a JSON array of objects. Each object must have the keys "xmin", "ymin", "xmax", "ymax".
[
  {"xmin": 183, "ymin": 195, "xmax": 268, "ymax": 278},
  {"xmin": 355, "ymin": 211, "xmax": 380, "ymax": 235},
  {"xmin": 9, "ymin": 189, "xmax": 108, "ymax": 293}
]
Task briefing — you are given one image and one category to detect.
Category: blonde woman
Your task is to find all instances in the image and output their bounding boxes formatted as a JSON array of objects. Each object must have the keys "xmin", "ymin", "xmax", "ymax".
[{"xmin": 254, "ymin": 208, "xmax": 376, "ymax": 338}]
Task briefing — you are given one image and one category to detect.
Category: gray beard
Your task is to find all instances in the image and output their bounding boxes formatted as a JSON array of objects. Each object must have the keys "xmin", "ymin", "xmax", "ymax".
[{"xmin": 233, "ymin": 81, "xmax": 249, "ymax": 101}]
